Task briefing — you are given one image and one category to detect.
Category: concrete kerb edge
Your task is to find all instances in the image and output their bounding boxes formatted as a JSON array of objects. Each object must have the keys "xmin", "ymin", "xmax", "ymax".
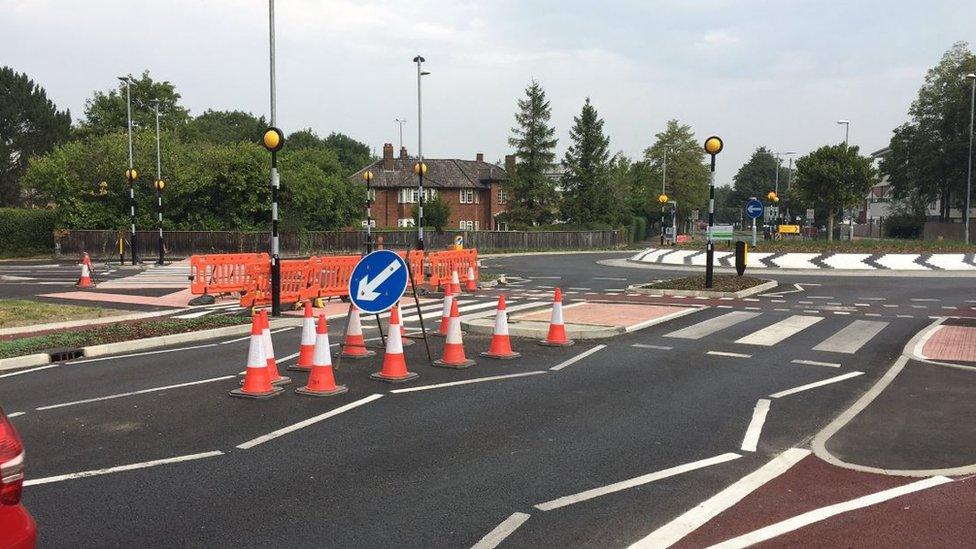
[
  {"xmin": 811, "ymin": 316, "xmax": 976, "ymax": 477},
  {"xmin": 626, "ymin": 279, "xmax": 777, "ymax": 299}
]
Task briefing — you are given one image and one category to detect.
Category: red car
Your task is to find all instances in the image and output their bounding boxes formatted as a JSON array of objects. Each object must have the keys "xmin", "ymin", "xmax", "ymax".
[{"xmin": 0, "ymin": 408, "xmax": 35, "ymax": 549}]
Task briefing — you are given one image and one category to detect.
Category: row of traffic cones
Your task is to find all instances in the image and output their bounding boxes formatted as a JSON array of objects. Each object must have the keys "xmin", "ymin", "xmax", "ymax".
[
  {"xmin": 441, "ymin": 268, "xmax": 477, "ymax": 295},
  {"xmin": 231, "ymin": 287, "xmax": 572, "ymax": 398}
]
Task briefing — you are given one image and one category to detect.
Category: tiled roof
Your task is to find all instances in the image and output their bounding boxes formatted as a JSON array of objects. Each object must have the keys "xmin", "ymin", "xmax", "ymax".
[{"xmin": 350, "ymin": 158, "xmax": 508, "ymax": 189}]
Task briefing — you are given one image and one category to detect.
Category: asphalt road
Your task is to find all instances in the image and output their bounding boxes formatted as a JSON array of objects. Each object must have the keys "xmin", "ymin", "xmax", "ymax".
[{"xmin": 2, "ymin": 250, "xmax": 973, "ymax": 547}]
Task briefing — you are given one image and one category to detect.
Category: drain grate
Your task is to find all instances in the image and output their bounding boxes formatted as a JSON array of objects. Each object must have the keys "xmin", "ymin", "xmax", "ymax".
[{"xmin": 48, "ymin": 348, "xmax": 84, "ymax": 362}]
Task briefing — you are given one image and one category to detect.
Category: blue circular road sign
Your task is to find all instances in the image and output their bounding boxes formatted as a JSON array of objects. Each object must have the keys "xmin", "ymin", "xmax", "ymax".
[
  {"xmin": 745, "ymin": 199, "xmax": 764, "ymax": 220},
  {"xmin": 348, "ymin": 250, "xmax": 409, "ymax": 315}
]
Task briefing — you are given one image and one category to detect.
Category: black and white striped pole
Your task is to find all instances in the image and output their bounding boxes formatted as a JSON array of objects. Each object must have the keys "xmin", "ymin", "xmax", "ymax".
[
  {"xmin": 264, "ymin": 0, "xmax": 284, "ymax": 316},
  {"xmin": 153, "ymin": 101, "xmax": 166, "ymax": 265},
  {"xmin": 363, "ymin": 170, "xmax": 375, "ymax": 254},
  {"xmin": 704, "ymin": 136, "xmax": 724, "ymax": 288}
]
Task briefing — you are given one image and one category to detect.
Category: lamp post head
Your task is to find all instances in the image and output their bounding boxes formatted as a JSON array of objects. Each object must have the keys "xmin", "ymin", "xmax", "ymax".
[
  {"xmin": 966, "ymin": 73, "xmax": 976, "ymax": 80},
  {"xmin": 362, "ymin": 170, "xmax": 374, "ymax": 183},
  {"xmin": 658, "ymin": 194, "xmax": 669, "ymax": 204},
  {"xmin": 413, "ymin": 55, "xmax": 425, "ymax": 63},
  {"xmin": 413, "ymin": 162, "xmax": 428, "ymax": 176},
  {"xmin": 154, "ymin": 179, "xmax": 165, "ymax": 192},
  {"xmin": 837, "ymin": 119, "xmax": 850, "ymax": 125}
]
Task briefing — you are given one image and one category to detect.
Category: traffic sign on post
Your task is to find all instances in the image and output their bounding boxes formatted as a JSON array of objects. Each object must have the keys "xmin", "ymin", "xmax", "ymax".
[
  {"xmin": 348, "ymin": 250, "xmax": 409, "ymax": 315},
  {"xmin": 745, "ymin": 199, "xmax": 763, "ymax": 220}
]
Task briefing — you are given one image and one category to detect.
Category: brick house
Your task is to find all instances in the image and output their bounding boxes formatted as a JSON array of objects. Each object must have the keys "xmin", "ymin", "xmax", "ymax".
[{"xmin": 350, "ymin": 143, "xmax": 514, "ymax": 230}]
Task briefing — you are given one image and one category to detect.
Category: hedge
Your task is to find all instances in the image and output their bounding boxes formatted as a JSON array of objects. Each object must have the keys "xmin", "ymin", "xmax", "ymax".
[{"xmin": 0, "ymin": 208, "xmax": 57, "ymax": 257}]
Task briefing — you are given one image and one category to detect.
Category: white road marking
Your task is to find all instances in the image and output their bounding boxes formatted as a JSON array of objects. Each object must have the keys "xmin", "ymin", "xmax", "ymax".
[
  {"xmin": 744, "ymin": 307, "xmax": 761, "ymax": 311},
  {"xmin": 530, "ymin": 276, "xmax": 561, "ymax": 279},
  {"xmin": 897, "ymin": 314, "xmax": 913, "ymax": 318},
  {"xmin": 66, "ymin": 343, "xmax": 219, "ymax": 365},
  {"xmin": 626, "ymin": 307, "xmax": 700, "ymax": 333},
  {"xmin": 832, "ymin": 311, "xmax": 851, "ymax": 315},
  {"xmin": 665, "ymin": 311, "xmax": 760, "ymax": 340},
  {"xmin": 791, "ymin": 359, "xmax": 841, "ymax": 368},
  {"xmin": 568, "ymin": 287, "xmax": 591, "ymax": 291},
  {"xmin": 630, "ymin": 448, "xmax": 810, "ymax": 549},
  {"xmin": 911, "ymin": 305, "xmax": 928, "ymax": 309},
  {"xmin": 24, "ymin": 450, "xmax": 224, "ymax": 487},
  {"xmin": 736, "ymin": 315, "xmax": 822, "ymax": 346},
  {"xmin": 471, "ymin": 512, "xmax": 532, "ymax": 549},
  {"xmin": 534, "ymin": 453, "xmax": 741, "ymax": 512},
  {"xmin": 0, "ymin": 364, "xmax": 62, "ymax": 379},
  {"xmin": 707, "ymin": 351, "xmax": 752, "ymax": 358},
  {"xmin": 390, "ymin": 371, "xmax": 546, "ymax": 394},
  {"xmin": 593, "ymin": 277, "xmax": 627, "ymax": 281},
  {"xmin": 865, "ymin": 313, "xmax": 882, "ymax": 317},
  {"xmin": 773, "ymin": 308, "xmax": 790, "ymax": 312},
  {"xmin": 769, "ymin": 371, "xmax": 864, "ymax": 398},
  {"xmin": 803, "ymin": 310, "xmax": 819, "ymax": 314},
  {"xmin": 401, "ymin": 300, "xmax": 498, "ymax": 322},
  {"xmin": 717, "ymin": 305, "xmax": 733, "ymax": 309},
  {"xmin": 707, "ymin": 476, "xmax": 953, "ymax": 549},
  {"xmin": 858, "ymin": 297, "xmax": 885, "ymax": 301},
  {"xmin": 7, "ymin": 411, "xmax": 25, "ymax": 418},
  {"xmin": 35, "ymin": 375, "xmax": 237, "ymax": 410},
  {"xmin": 631, "ymin": 344, "xmax": 673, "ymax": 350},
  {"xmin": 854, "ymin": 303, "xmax": 870, "ymax": 307},
  {"xmin": 740, "ymin": 399, "xmax": 770, "ymax": 452},
  {"xmin": 550, "ymin": 345, "xmax": 607, "ymax": 371},
  {"xmin": 812, "ymin": 320, "xmax": 888, "ymax": 354},
  {"xmin": 237, "ymin": 394, "xmax": 384, "ymax": 449},
  {"xmin": 910, "ymin": 298, "xmax": 939, "ymax": 302},
  {"xmin": 808, "ymin": 296, "xmax": 834, "ymax": 300},
  {"xmin": 461, "ymin": 301, "xmax": 546, "ymax": 322},
  {"xmin": 276, "ymin": 351, "xmax": 300, "ymax": 364},
  {"xmin": 882, "ymin": 304, "xmax": 899, "ymax": 308}
]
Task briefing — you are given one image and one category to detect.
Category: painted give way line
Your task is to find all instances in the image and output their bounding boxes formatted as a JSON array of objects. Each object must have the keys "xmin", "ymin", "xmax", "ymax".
[
  {"xmin": 35, "ymin": 375, "xmax": 236, "ymax": 411},
  {"xmin": 25, "ymin": 451, "xmax": 224, "ymax": 487},
  {"xmin": 237, "ymin": 394, "xmax": 383, "ymax": 450}
]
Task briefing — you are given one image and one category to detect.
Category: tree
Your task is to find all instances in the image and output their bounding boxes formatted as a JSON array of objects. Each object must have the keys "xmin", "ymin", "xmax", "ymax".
[
  {"xmin": 880, "ymin": 42, "xmax": 976, "ymax": 219},
  {"xmin": 186, "ymin": 110, "xmax": 266, "ymax": 144},
  {"xmin": 560, "ymin": 98, "xmax": 615, "ymax": 225},
  {"xmin": 643, "ymin": 120, "xmax": 709, "ymax": 229},
  {"xmin": 0, "ymin": 67, "xmax": 71, "ymax": 205},
  {"xmin": 507, "ymin": 80, "xmax": 558, "ymax": 226},
  {"xmin": 77, "ymin": 71, "xmax": 191, "ymax": 138},
  {"xmin": 411, "ymin": 194, "xmax": 451, "ymax": 232},
  {"xmin": 794, "ymin": 144, "xmax": 877, "ymax": 241},
  {"xmin": 322, "ymin": 132, "xmax": 372, "ymax": 175},
  {"xmin": 729, "ymin": 147, "xmax": 792, "ymax": 207}
]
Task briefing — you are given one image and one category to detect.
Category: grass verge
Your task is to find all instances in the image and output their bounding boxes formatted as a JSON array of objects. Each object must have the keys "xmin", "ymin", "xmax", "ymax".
[
  {"xmin": 0, "ymin": 300, "xmax": 128, "ymax": 329},
  {"xmin": 644, "ymin": 275, "xmax": 767, "ymax": 292},
  {"xmin": 0, "ymin": 315, "xmax": 249, "ymax": 359}
]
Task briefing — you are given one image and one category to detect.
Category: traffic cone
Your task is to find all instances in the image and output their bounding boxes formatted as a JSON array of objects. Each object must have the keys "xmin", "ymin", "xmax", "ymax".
[
  {"xmin": 466, "ymin": 265, "xmax": 477, "ymax": 292},
  {"xmin": 341, "ymin": 306, "xmax": 375, "ymax": 359},
  {"xmin": 434, "ymin": 299, "xmax": 476, "ymax": 368},
  {"xmin": 230, "ymin": 314, "xmax": 284, "ymax": 399},
  {"xmin": 289, "ymin": 302, "xmax": 316, "ymax": 372},
  {"xmin": 539, "ymin": 287, "xmax": 574, "ymax": 347},
  {"xmin": 437, "ymin": 289, "xmax": 454, "ymax": 336},
  {"xmin": 371, "ymin": 305, "xmax": 419, "ymax": 383},
  {"xmin": 481, "ymin": 295, "xmax": 520, "ymax": 360},
  {"xmin": 451, "ymin": 269, "xmax": 462, "ymax": 294},
  {"xmin": 76, "ymin": 262, "xmax": 94, "ymax": 288},
  {"xmin": 261, "ymin": 310, "xmax": 292, "ymax": 385},
  {"xmin": 296, "ymin": 315, "xmax": 348, "ymax": 397}
]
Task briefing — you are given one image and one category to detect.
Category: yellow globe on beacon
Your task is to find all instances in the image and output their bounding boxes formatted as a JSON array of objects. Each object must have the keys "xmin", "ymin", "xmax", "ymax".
[
  {"xmin": 704, "ymin": 136, "xmax": 724, "ymax": 155},
  {"xmin": 413, "ymin": 162, "xmax": 428, "ymax": 176},
  {"xmin": 362, "ymin": 170, "xmax": 374, "ymax": 183},
  {"xmin": 658, "ymin": 194, "xmax": 669, "ymax": 204}
]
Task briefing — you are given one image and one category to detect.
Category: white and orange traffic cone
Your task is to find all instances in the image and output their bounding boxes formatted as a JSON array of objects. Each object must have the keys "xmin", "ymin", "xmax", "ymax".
[
  {"xmin": 434, "ymin": 299, "xmax": 476, "ymax": 368},
  {"xmin": 370, "ymin": 305, "xmax": 419, "ymax": 383},
  {"xmin": 481, "ymin": 295, "xmax": 520, "ymax": 360},
  {"xmin": 261, "ymin": 310, "xmax": 292, "ymax": 385},
  {"xmin": 230, "ymin": 314, "xmax": 284, "ymax": 399},
  {"xmin": 539, "ymin": 287, "xmax": 574, "ymax": 347},
  {"xmin": 289, "ymin": 301, "xmax": 316, "ymax": 372},
  {"xmin": 341, "ymin": 306, "xmax": 375, "ymax": 359},
  {"xmin": 76, "ymin": 262, "xmax": 95, "ymax": 288},
  {"xmin": 451, "ymin": 269, "xmax": 462, "ymax": 294},
  {"xmin": 466, "ymin": 265, "xmax": 477, "ymax": 292},
  {"xmin": 437, "ymin": 289, "xmax": 454, "ymax": 337},
  {"xmin": 296, "ymin": 315, "xmax": 347, "ymax": 397}
]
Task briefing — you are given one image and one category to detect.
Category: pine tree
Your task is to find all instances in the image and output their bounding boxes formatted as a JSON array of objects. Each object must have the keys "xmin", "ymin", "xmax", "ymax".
[
  {"xmin": 561, "ymin": 98, "xmax": 613, "ymax": 225},
  {"xmin": 0, "ymin": 67, "xmax": 72, "ymax": 205},
  {"xmin": 507, "ymin": 81, "xmax": 558, "ymax": 226}
]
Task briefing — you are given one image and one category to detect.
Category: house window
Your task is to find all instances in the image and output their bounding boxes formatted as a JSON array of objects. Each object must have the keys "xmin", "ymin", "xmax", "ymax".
[
  {"xmin": 460, "ymin": 189, "xmax": 475, "ymax": 204},
  {"xmin": 424, "ymin": 188, "xmax": 437, "ymax": 201},
  {"xmin": 498, "ymin": 188, "xmax": 508, "ymax": 205},
  {"xmin": 398, "ymin": 189, "xmax": 420, "ymax": 204},
  {"xmin": 397, "ymin": 218, "xmax": 416, "ymax": 228},
  {"xmin": 459, "ymin": 220, "xmax": 475, "ymax": 230}
]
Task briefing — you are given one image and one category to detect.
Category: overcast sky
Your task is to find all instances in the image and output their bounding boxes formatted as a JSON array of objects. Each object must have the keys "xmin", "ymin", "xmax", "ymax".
[{"xmin": 4, "ymin": 0, "xmax": 976, "ymax": 186}]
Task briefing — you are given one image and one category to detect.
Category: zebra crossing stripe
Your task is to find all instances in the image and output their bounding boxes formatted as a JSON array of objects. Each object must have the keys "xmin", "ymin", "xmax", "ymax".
[
  {"xmin": 664, "ymin": 311, "xmax": 760, "ymax": 340},
  {"xmin": 735, "ymin": 315, "xmax": 822, "ymax": 346},
  {"xmin": 812, "ymin": 320, "xmax": 889, "ymax": 354}
]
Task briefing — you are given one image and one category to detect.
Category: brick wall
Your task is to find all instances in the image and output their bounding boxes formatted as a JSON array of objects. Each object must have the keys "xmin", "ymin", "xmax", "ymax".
[{"xmin": 371, "ymin": 187, "xmax": 506, "ymax": 229}]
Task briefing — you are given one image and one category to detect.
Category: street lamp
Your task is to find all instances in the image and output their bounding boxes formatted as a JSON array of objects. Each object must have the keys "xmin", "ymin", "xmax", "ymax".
[
  {"xmin": 703, "ymin": 135, "xmax": 724, "ymax": 288},
  {"xmin": 413, "ymin": 55, "xmax": 429, "ymax": 250},
  {"xmin": 118, "ymin": 75, "xmax": 138, "ymax": 265},
  {"xmin": 395, "ymin": 118, "xmax": 406, "ymax": 151},
  {"xmin": 965, "ymin": 73, "xmax": 975, "ymax": 245},
  {"xmin": 153, "ymin": 100, "xmax": 166, "ymax": 265},
  {"xmin": 837, "ymin": 120, "xmax": 853, "ymax": 240},
  {"xmin": 658, "ymin": 193, "xmax": 669, "ymax": 244},
  {"xmin": 837, "ymin": 120, "xmax": 850, "ymax": 146},
  {"xmin": 773, "ymin": 151, "xmax": 794, "ymax": 222},
  {"xmin": 266, "ymin": 0, "xmax": 284, "ymax": 316}
]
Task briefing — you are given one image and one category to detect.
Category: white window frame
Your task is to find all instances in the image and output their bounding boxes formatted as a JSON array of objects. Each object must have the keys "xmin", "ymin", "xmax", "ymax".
[
  {"xmin": 397, "ymin": 218, "xmax": 416, "ymax": 228},
  {"xmin": 459, "ymin": 220, "xmax": 474, "ymax": 230},
  {"xmin": 460, "ymin": 189, "xmax": 475, "ymax": 204},
  {"xmin": 498, "ymin": 188, "xmax": 508, "ymax": 205}
]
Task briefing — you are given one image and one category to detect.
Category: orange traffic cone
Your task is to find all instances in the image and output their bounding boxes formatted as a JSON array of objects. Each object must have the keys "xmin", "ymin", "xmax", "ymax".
[
  {"xmin": 451, "ymin": 269, "xmax": 462, "ymax": 294},
  {"xmin": 296, "ymin": 315, "xmax": 348, "ymax": 397},
  {"xmin": 341, "ymin": 306, "xmax": 375, "ymax": 359},
  {"xmin": 540, "ymin": 287, "xmax": 574, "ymax": 347},
  {"xmin": 434, "ymin": 299, "xmax": 476, "ymax": 368},
  {"xmin": 230, "ymin": 314, "xmax": 284, "ymax": 399},
  {"xmin": 261, "ymin": 310, "xmax": 292, "ymax": 385},
  {"xmin": 371, "ymin": 305, "xmax": 419, "ymax": 383},
  {"xmin": 466, "ymin": 265, "xmax": 477, "ymax": 292},
  {"xmin": 76, "ymin": 262, "xmax": 94, "ymax": 288},
  {"xmin": 481, "ymin": 295, "xmax": 520, "ymax": 359},
  {"xmin": 289, "ymin": 301, "xmax": 316, "ymax": 372},
  {"xmin": 437, "ymin": 289, "xmax": 454, "ymax": 336}
]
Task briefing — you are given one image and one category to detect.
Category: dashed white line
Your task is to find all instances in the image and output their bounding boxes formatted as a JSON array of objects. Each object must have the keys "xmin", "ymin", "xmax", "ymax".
[
  {"xmin": 631, "ymin": 344, "xmax": 673, "ymax": 350},
  {"xmin": 910, "ymin": 298, "xmax": 939, "ymax": 302},
  {"xmin": 740, "ymin": 399, "xmax": 770, "ymax": 452},
  {"xmin": 0, "ymin": 364, "xmax": 62, "ymax": 379},
  {"xmin": 550, "ymin": 345, "xmax": 607, "ymax": 371},
  {"xmin": 36, "ymin": 375, "xmax": 237, "ymax": 410},
  {"xmin": 791, "ymin": 359, "xmax": 841, "ymax": 368},
  {"xmin": 707, "ymin": 351, "xmax": 752, "ymax": 358},
  {"xmin": 24, "ymin": 451, "xmax": 225, "ymax": 487},
  {"xmin": 593, "ymin": 277, "xmax": 627, "ymax": 281},
  {"xmin": 769, "ymin": 371, "xmax": 864, "ymax": 398},
  {"xmin": 390, "ymin": 371, "xmax": 546, "ymax": 394},
  {"xmin": 471, "ymin": 512, "xmax": 532, "ymax": 549},
  {"xmin": 6, "ymin": 411, "xmax": 25, "ymax": 418},
  {"xmin": 237, "ymin": 394, "xmax": 384, "ymax": 449}
]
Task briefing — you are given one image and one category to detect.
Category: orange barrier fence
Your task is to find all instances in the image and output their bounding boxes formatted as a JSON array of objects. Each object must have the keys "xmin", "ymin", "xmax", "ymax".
[
  {"xmin": 241, "ymin": 259, "xmax": 317, "ymax": 307},
  {"xmin": 189, "ymin": 253, "xmax": 269, "ymax": 296},
  {"xmin": 427, "ymin": 249, "xmax": 478, "ymax": 290}
]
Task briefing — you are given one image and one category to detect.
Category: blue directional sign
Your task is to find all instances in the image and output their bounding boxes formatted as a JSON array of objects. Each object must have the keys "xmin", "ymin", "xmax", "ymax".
[
  {"xmin": 745, "ymin": 199, "xmax": 764, "ymax": 220},
  {"xmin": 348, "ymin": 250, "xmax": 408, "ymax": 314}
]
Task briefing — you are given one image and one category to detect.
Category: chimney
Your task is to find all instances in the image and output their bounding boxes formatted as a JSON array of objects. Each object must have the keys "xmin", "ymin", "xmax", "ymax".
[
  {"xmin": 476, "ymin": 153, "xmax": 484, "ymax": 162},
  {"xmin": 400, "ymin": 146, "xmax": 409, "ymax": 160},
  {"xmin": 504, "ymin": 154, "xmax": 516, "ymax": 176},
  {"xmin": 382, "ymin": 143, "xmax": 394, "ymax": 170}
]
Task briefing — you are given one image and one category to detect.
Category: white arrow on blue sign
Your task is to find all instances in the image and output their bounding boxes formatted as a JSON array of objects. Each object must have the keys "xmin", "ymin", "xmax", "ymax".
[
  {"xmin": 745, "ymin": 199, "xmax": 764, "ymax": 220},
  {"xmin": 348, "ymin": 250, "xmax": 409, "ymax": 314}
]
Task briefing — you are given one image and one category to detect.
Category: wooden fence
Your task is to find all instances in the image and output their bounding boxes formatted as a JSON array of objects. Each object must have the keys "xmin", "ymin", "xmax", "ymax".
[{"xmin": 54, "ymin": 229, "xmax": 628, "ymax": 259}]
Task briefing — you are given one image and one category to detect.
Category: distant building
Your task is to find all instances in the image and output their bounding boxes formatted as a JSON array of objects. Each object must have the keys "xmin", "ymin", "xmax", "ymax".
[{"xmin": 350, "ymin": 144, "xmax": 514, "ymax": 231}]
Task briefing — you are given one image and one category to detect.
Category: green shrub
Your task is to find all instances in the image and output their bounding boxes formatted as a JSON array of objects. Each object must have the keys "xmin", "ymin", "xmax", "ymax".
[
  {"xmin": 635, "ymin": 217, "xmax": 648, "ymax": 241},
  {"xmin": 0, "ymin": 208, "xmax": 58, "ymax": 257},
  {"xmin": 884, "ymin": 213, "xmax": 923, "ymax": 239}
]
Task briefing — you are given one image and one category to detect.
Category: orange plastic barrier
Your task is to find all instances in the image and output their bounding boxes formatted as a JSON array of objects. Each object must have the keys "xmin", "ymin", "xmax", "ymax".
[
  {"xmin": 189, "ymin": 253, "xmax": 268, "ymax": 296},
  {"xmin": 427, "ymin": 249, "xmax": 478, "ymax": 291},
  {"xmin": 241, "ymin": 258, "xmax": 317, "ymax": 307}
]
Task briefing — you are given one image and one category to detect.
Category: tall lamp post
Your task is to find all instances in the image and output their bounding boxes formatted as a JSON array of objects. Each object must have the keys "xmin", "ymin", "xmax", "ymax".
[
  {"xmin": 704, "ymin": 136, "xmax": 724, "ymax": 288},
  {"xmin": 965, "ymin": 73, "xmax": 975, "ymax": 245},
  {"xmin": 413, "ymin": 55, "xmax": 429, "ymax": 250},
  {"xmin": 837, "ymin": 119, "xmax": 852, "ymax": 240},
  {"xmin": 153, "ymin": 101, "xmax": 166, "ymax": 265},
  {"xmin": 264, "ymin": 0, "xmax": 285, "ymax": 316},
  {"xmin": 774, "ymin": 151, "xmax": 795, "ymax": 222},
  {"xmin": 118, "ymin": 75, "xmax": 138, "ymax": 265},
  {"xmin": 395, "ymin": 118, "xmax": 406, "ymax": 151}
]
